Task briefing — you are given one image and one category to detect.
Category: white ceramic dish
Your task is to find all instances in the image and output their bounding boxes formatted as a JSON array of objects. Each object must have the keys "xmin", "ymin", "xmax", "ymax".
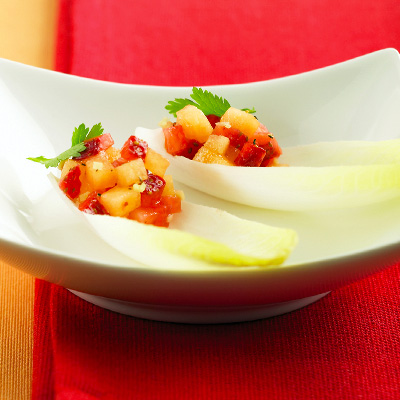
[{"xmin": 1, "ymin": 49, "xmax": 400, "ymax": 324}]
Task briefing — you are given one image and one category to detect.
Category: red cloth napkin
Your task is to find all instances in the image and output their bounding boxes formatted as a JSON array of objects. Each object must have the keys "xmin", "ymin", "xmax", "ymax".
[{"xmin": 33, "ymin": 1, "xmax": 400, "ymax": 398}]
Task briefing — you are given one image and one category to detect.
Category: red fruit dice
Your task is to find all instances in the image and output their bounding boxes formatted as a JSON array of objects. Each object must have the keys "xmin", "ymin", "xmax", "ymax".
[
  {"xmin": 112, "ymin": 157, "xmax": 128, "ymax": 168},
  {"xmin": 121, "ymin": 135, "xmax": 148, "ymax": 161},
  {"xmin": 260, "ymin": 157, "xmax": 275, "ymax": 167},
  {"xmin": 74, "ymin": 133, "xmax": 114, "ymax": 160},
  {"xmin": 129, "ymin": 206, "xmax": 170, "ymax": 227},
  {"xmin": 261, "ymin": 136, "xmax": 282, "ymax": 160},
  {"xmin": 250, "ymin": 125, "xmax": 282, "ymax": 160},
  {"xmin": 130, "ymin": 194, "xmax": 181, "ymax": 227},
  {"xmin": 163, "ymin": 125, "xmax": 187, "ymax": 156},
  {"xmin": 206, "ymin": 114, "xmax": 221, "ymax": 128},
  {"xmin": 248, "ymin": 124, "xmax": 271, "ymax": 146},
  {"xmin": 234, "ymin": 142, "xmax": 267, "ymax": 167},
  {"xmin": 141, "ymin": 173, "xmax": 166, "ymax": 207},
  {"xmin": 78, "ymin": 192, "xmax": 108, "ymax": 215},
  {"xmin": 213, "ymin": 125, "xmax": 248, "ymax": 150},
  {"xmin": 177, "ymin": 139, "xmax": 201, "ymax": 159},
  {"xmin": 59, "ymin": 165, "xmax": 81, "ymax": 199},
  {"xmin": 160, "ymin": 195, "xmax": 182, "ymax": 214},
  {"xmin": 163, "ymin": 125, "xmax": 201, "ymax": 159}
]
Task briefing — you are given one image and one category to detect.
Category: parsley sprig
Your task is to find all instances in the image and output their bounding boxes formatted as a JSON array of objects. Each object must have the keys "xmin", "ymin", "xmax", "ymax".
[
  {"xmin": 71, "ymin": 122, "xmax": 103, "ymax": 146},
  {"xmin": 165, "ymin": 87, "xmax": 256, "ymax": 118},
  {"xmin": 28, "ymin": 123, "xmax": 103, "ymax": 168}
]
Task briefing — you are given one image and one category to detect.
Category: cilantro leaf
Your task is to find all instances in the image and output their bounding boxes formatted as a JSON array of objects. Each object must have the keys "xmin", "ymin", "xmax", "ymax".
[
  {"xmin": 165, "ymin": 98, "xmax": 196, "ymax": 117},
  {"xmin": 27, "ymin": 143, "xmax": 86, "ymax": 168},
  {"xmin": 87, "ymin": 122, "xmax": 104, "ymax": 141},
  {"xmin": 189, "ymin": 87, "xmax": 231, "ymax": 117},
  {"xmin": 241, "ymin": 107, "xmax": 256, "ymax": 114},
  {"xmin": 28, "ymin": 122, "xmax": 104, "ymax": 168},
  {"xmin": 71, "ymin": 124, "xmax": 89, "ymax": 146},
  {"xmin": 71, "ymin": 122, "xmax": 103, "ymax": 146},
  {"xmin": 165, "ymin": 87, "xmax": 256, "ymax": 117}
]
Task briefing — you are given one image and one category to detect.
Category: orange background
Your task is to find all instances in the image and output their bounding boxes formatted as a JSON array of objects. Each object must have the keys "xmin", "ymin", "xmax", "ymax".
[{"xmin": 0, "ymin": 0, "xmax": 57, "ymax": 398}]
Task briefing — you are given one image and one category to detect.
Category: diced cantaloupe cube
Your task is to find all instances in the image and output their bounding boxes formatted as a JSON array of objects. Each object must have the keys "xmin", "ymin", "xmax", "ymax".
[
  {"xmin": 176, "ymin": 105, "xmax": 213, "ymax": 143},
  {"xmin": 99, "ymin": 186, "xmax": 141, "ymax": 217},
  {"xmin": 116, "ymin": 158, "xmax": 148, "ymax": 187},
  {"xmin": 162, "ymin": 174, "xmax": 175, "ymax": 196},
  {"xmin": 85, "ymin": 159, "xmax": 117, "ymax": 191},
  {"xmin": 192, "ymin": 146, "xmax": 233, "ymax": 166},
  {"xmin": 144, "ymin": 148, "xmax": 170, "ymax": 177},
  {"xmin": 220, "ymin": 107, "xmax": 260, "ymax": 137},
  {"xmin": 204, "ymin": 135, "xmax": 230, "ymax": 155},
  {"xmin": 105, "ymin": 147, "xmax": 121, "ymax": 164}
]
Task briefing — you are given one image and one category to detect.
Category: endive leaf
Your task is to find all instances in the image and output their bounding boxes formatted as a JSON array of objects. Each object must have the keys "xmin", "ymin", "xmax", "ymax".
[
  {"xmin": 48, "ymin": 175, "xmax": 297, "ymax": 269},
  {"xmin": 137, "ymin": 127, "xmax": 400, "ymax": 211}
]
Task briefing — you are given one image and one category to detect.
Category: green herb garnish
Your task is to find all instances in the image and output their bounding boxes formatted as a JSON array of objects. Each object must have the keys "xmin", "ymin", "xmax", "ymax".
[
  {"xmin": 165, "ymin": 87, "xmax": 256, "ymax": 118},
  {"xmin": 28, "ymin": 122, "xmax": 103, "ymax": 168},
  {"xmin": 71, "ymin": 122, "xmax": 104, "ymax": 146}
]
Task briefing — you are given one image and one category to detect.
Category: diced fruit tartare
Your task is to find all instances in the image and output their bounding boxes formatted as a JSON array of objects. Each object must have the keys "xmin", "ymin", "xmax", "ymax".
[
  {"xmin": 29, "ymin": 124, "xmax": 183, "ymax": 228},
  {"xmin": 60, "ymin": 134, "xmax": 182, "ymax": 227},
  {"xmin": 162, "ymin": 90, "xmax": 283, "ymax": 167}
]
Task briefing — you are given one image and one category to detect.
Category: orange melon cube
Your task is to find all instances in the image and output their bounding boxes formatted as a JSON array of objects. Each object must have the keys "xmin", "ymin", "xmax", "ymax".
[
  {"xmin": 85, "ymin": 159, "xmax": 117, "ymax": 191},
  {"xmin": 176, "ymin": 105, "xmax": 213, "ymax": 143},
  {"xmin": 220, "ymin": 107, "xmax": 260, "ymax": 137},
  {"xmin": 192, "ymin": 146, "xmax": 233, "ymax": 166},
  {"xmin": 105, "ymin": 147, "xmax": 121, "ymax": 164},
  {"xmin": 116, "ymin": 158, "xmax": 148, "ymax": 187},
  {"xmin": 99, "ymin": 186, "xmax": 141, "ymax": 217},
  {"xmin": 162, "ymin": 174, "xmax": 175, "ymax": 196},
  {"xmin": 144, "ymin": 148, "xmax": 170, "ymax": 177},
  {"xmin": 204, "ymin": 135, "xmax": 230, "ymax": 155}
]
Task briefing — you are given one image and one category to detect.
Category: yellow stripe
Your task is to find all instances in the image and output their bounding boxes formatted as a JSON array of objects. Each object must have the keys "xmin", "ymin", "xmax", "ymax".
[
  {"xmin": 0, "ymin": 263, "xmax": 35, "ymax": 400},
  {"xmin": 0, "ymin": 0, "xmax": 58, "ymax": 70},
  {"xmin": 0, "ymin": 0, "xmax": 58, "ymax": 398}
]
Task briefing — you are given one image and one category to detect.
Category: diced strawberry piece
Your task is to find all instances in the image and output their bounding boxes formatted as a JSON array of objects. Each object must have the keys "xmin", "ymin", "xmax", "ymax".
[
  {"xmin": 261, "ymin": 136, "xmax": 282, "ymax": 159},
  {"xmin": 213, "ymin": 125, "xmax": 248, "ymax": 150},
  {"xmin": 78, "ymin": 192, "xmax": 108, "ymax": 215},
  {"xmin": 227, "ymin": 130, "xmax": 248, "ymax": 150},
  {"xmin": 234, "ymin": 142, "xmax": 267, "ymax": 167},
  {"xmin": 260, "ymin": 157, "xmax": 275, "ymax": 167},
  {"xmin": 163, "ymin": 125, "xmax": 188, "ymax": 156},
  {"xmin": 59, "ymin": 165, "xmax": 81, "ymax": 199},
  {"xmin": 112, "ymin": 157, "xmax": 128, "ymax": 168},
  {"xmin": 178, "ymin": 139, "xmax": 201, "ymax": 159},
  {"xmin": 120, "ymin": 136, "xmax": 148, "ymax": 161},
  {"xmin": 163, "ymin": 125, "xmax": 201, "ymax": 159},
  {"xmin": 249, "ymin": 125, "xmax": 282, "ymax": 158},
  {"xmin": 141, "ymin": 173, "xmax": 166, "ymax": 207},
  {"xmin": 74, "ymin": 133, "xmax": 114, "ymax": 160},
  {"xmin": 129, "ymin": 206, "xmax": 170, "ymax": 227},
  {"xmin": 248, "ymin": 124, "xmax": 271, "ymax": 146},
  {"xmin": 206, "ymin": 114, "xmax": 221, "ymax": 128},
  {"xmin": 160, "ymin": 195, "xmax": 182, "ymax": 214},
  {"xmin": 130, "ymin": 195, "xmax": 181, "ymax": 227}
]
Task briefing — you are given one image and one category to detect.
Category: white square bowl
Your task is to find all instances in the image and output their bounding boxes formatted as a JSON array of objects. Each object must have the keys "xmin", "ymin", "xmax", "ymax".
[{"xmin": 1, "ymin": 48, "xmax": 399, "ymax": 323}]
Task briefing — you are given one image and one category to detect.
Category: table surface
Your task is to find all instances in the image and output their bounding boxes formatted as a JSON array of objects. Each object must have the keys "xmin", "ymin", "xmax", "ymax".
[
  {"xmin": 0, "ymin": 1, "xmax": 57, "ymax": 398},
  {"xmin": 1, "ymin": 2, "xmax": 400, "ymax": 398}
]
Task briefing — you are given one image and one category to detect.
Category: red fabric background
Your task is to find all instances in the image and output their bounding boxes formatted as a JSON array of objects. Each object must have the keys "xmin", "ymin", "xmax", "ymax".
[
  {"xmin": 56, "ymin": 0, "xmax": 400, "ymax": 85},
  {"xmin": 33, "ymin": 1, "xmax": 400, "ymax": 399}
]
